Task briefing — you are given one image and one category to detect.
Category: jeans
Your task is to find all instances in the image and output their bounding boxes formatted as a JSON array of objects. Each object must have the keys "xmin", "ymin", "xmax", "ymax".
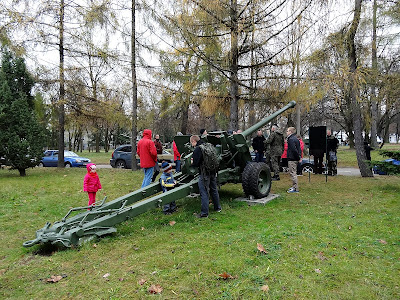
[
  {"xmin": 141, "ymin": 167, "xmax": 154, "ymax": 188},
  {"xmin": 175, "ymin": 159, "xmax": 181, "ymax": 173},
  {"xmin": 163, "ymin": 201, "xmax": 177, "ymax": 213},
  {"xmin": 198, "ymin": 173, "xmax": 221, "ymax": 216},
  {"xmin": 255, "ymin": 151, "xmax": 264, "ymax": 162}
]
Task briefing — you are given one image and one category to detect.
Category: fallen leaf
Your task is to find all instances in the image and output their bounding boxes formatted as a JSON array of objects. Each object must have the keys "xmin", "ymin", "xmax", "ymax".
[
  {"xmin": 257, "ymin": 243, "xmax": 268, "ymax": 254},
  {"xmin": 0, "ymin": 269, "xmax": 6, "ymax": 276},
  {"xmin": 141, "ymin": 227, "xmax": 145, "ymax": 231},
  {"xmin": 151, "ymin": 271, "xmax": 157, "ymax": 275},
  {"xmin": 315, "ymin": 269, "xmax": 321, "ymax": 274},
  {"xmin": 92, "ymin": 244, "xmax": 97, "ymax": 248},
  {"xmin": 218, "ymin": 272, "xmax": 234, "ymax": 280},
  {"xmin": 316, "ymin": 251, "xmax": 327, "ymax": 261},
  {"xmin": 379, "ymin": 239, "xmax": 387, "ymax": 244},
  {"xmin": 261, "ymin": 285, "xmax": 269, "ymax": 292},
  {"xmin": 169, "ymin": 221, "xmax": 176, "ymax": 226},
  {"xmin": 138, "ymin": 279, "xmax": 146, "ymax": 285},
  {"xmin": 46, "ymin": 275, "xmax": 63, "ymax": 283},
  {"xmin": 103, "ymin": 273, "xmax": 110, "ymax": 278},
  {"xmin": 148, "ymin": 284, "xmax": 163, "ymax": 294},
  {"xmin": 119, "ymin": 278, "xmax": 124, "ymax": 281}
]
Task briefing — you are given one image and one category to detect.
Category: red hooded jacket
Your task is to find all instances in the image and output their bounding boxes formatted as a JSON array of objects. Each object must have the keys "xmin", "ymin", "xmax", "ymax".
[
  {"xmin": 137, "ymin": 129, "xmax": 157, "ymax": 168},
  {"xmin": 173, "ymin": 141, "xmax": 180, "ymax": 161},
  {"xmin": 83, "ymin": 163, "xmax": 102, "ymax": 192}
]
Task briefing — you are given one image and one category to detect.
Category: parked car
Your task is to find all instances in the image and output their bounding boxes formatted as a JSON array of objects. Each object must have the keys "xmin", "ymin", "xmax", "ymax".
[
  {"xmin": 110, "ymin": 144, "xmax": 174, "ymax": 169},
  {"xmin": 250, "ymin": 152, "xmax": 324, "ymax": 174},
  {"xmin": 39, "ymin": 150, "xmax": 91, "ymax": 168},
  {"xmin": 373, "ymin": 158, "xmax": 400, "ymax": 175}
]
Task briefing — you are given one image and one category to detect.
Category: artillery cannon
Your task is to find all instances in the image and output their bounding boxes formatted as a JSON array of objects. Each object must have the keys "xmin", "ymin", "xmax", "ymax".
[{"xmin": 23, "ymin": 101, "xmax": 296, "ymax": 248}]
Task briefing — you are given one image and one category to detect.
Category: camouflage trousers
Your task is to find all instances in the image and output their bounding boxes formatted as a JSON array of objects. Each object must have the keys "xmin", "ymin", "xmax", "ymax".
[
  {"xmin": 269, "ymin": 156, "xmax": 281, "ymax": 176},
  {"xmin": 327, "ymin": 160, "xmax": 337, "ymax": 175}
]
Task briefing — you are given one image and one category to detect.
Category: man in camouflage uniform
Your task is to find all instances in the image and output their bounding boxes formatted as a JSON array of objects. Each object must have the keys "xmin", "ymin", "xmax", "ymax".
[{"xmin": 264, "ymin": 125, "xmax": 284, "ymax": 180}]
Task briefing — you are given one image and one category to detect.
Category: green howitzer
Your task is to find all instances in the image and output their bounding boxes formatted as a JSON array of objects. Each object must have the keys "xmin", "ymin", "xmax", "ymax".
[{"xmin": 23, "ymin": 101, "xmax": 296, "ymax": 248}]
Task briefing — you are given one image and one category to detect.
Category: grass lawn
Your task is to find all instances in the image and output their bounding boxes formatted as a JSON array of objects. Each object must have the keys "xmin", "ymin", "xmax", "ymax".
[
  {"xmin": 0, "ymin": 167, "xmax": 399, "ymax": 299},
  {"xmin": 335, "ymin": 144, "xmax": 399, "ymax": 168}
]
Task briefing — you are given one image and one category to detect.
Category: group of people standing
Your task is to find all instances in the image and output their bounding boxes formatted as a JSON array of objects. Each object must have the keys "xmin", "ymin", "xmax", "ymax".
[
  {"xmin": 136, "ymin": 128, "xmax": 220, "ymax": 218},
  {"xmin": 252, "ymin": 125, "xmax": 302, "ymax": 193}
]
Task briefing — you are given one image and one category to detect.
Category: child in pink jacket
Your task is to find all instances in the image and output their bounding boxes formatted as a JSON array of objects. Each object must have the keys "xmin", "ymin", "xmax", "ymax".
[{"xmin": 83, "ymin": 163, "xmax": 102, "ymax": 207}]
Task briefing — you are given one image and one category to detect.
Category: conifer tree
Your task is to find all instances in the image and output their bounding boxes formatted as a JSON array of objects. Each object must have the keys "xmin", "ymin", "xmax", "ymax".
[{"xmin": 0, "ymin": 51, "xmax": 46, "ymax": 176}]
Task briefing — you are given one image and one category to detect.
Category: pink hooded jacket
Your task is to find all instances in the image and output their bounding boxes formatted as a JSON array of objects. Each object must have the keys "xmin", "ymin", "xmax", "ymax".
[{"xmin": 83, "ymin": 163, "xmax": 102, "ymax": 193}]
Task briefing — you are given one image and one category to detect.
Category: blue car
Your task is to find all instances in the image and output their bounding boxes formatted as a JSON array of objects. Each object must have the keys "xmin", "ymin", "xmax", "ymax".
[
  {"xmin": 373, "ymin": 158, "xmax": 400, "ymax": 175},
  {"xmin": 39, "ymin": 150, "xmax": 91, "ymax": 168}
]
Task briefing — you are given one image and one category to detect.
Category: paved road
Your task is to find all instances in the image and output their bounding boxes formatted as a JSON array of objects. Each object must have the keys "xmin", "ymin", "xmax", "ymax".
[{"xmin": 97, "ymin": 164, "xmax": 364, "ymax": 176}]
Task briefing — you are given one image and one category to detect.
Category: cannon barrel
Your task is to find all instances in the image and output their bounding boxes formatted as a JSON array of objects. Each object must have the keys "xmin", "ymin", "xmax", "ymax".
[{"xmin": 241, "ymin": 101, "xmax": 296, "ymax": 137}]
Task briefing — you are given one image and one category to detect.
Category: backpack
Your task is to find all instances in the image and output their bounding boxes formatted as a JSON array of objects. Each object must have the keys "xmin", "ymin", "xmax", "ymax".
[{"xmin": 199, "ymin": 143, "xmax": 219, "ymax": 174}]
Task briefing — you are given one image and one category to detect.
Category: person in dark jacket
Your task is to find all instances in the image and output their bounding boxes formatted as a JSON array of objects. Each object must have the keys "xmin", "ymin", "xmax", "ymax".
[
  {"xmin": 286, "ymin": 127, "xmax": 301, "ymax": 193},
  {"xmin": 154, "ymin": 134, "xmax": 163, "ymax": 154},
  {"xmin": 151, "ymin": 134, "xmax": 163, "ymax": 182},
  {"xmin": 190, "ymin": 135, "xmax": 221, "ymax": 218},
  {"xmin": 137, "ymin": 129, "xmax": 157, "ymax": 188},
  {"xmin": 252, "ymin": 130, "xmax": 266, "ymax": 162},
  {"xmin": 264, "ymin": 125, "xmax": 284, "ymax": 180},
  {"xmin": 364, "ymin": 141, "xmax": 373, "ymax": 161},
  {"xmin": 326, "ymin": 129, "xmax": 339, "ymax": 176}
]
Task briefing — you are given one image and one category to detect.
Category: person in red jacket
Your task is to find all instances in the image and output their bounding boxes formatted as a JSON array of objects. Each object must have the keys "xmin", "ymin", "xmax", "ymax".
[
  {"xmin": 137, "ymin": 129, "xmax": 158, "ymax": 188},
  {"xmin": 83, "ymin": 163, "xmax": 102, "ymax": 207},
  {"xmin": 173, "ymin": 132, "xmax": 183, "ymax": 172},
  {"xmin": 281, "ymin": 141, "xmax": 288, "ymax": 171}
]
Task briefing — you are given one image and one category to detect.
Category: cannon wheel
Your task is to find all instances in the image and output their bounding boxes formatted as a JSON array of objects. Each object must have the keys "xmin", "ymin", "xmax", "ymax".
[{"xmin": 242, "ymin": 162, "xmax": 272, "ymax": 199}]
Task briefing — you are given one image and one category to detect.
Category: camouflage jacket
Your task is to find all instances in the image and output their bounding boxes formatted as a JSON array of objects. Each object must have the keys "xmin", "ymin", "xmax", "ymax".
[{"xmin": 264, "ymin": 130, "xmax": 284, "ymax": 157}]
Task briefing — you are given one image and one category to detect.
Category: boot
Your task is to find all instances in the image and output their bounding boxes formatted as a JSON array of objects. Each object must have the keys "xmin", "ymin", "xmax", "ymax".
[{"xmin": 272, "ymin": 174, "xmax": 280, "ymax": 181}]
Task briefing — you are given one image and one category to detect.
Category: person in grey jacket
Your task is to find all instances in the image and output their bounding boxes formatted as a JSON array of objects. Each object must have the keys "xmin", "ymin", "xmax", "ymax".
[
  {"xmin": 264, "ymin": 125, "xmax": 284, "ymax": 180},
  {"xmin": 286, "ymin": 127, "xmax": 302, "ymax": 193}
]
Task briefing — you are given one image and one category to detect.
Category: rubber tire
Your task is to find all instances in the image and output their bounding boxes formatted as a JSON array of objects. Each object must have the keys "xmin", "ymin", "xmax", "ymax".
[
  {"xmin": 242, "ymin": 162, "xmax": 272, "ymax": 199},
  {"xmin": 65, "ymin": 162, "xmax": 71, "ymax": 168},
  {"xmin": 115, "ymin": 160, "xmax": 126, "ymax": 169},
  {"xmin": 302, "ymin": 163, "xmax": 314, "ymax": 174}
]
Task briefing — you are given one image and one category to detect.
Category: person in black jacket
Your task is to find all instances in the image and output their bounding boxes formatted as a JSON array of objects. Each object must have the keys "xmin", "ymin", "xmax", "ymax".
[
  {"xmin": 286, "ymin": 127, "xmax": 302, "ymax": 193},
  {"xmin": 190, "ymin": 135, "xmax": 221, "ymax": 218},
  {"xmin": 252, "ymin": 130, "xmax": 266, "ymax": 162},
  {"xmin": 326, "ymin": 129, "xmax": 339, "ymax": 176}
]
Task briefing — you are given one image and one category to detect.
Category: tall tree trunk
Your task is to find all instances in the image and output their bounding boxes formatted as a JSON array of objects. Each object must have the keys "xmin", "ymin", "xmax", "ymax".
[
  {"xmin": 346, "ymin": 0, "xmax": 373, "ymax": 177},
  {"xmin": 57, "ymin": 0, "xmax": 65, "ymax": 168},
  {"xmin": 248, "ymin": 15, "xmax": 256, "ymax": 129},
  {"xmin": 131, "ymin": 0, "xmax": 138, "ymax": 171},
  {"xmin": 370, "ymin": 0, "xmax": 378, "ymax": 147},
  {"xmin": 181, "ymin": 94, "xmax": 189, "ymax": 134},
  {"xmin": 68, "ymin": 131, "xmax": 72, "ymax": 150},
  {"xmin": 104, "ymin": 127, "xmax": 109, "ymax": 152},
  {"xmin": 229, "ymin": 0, "xmax": 239, "ymax": 131},
  {"xmin": 295, "ymin": 17, "xmax": 302, "ymax": 135}
]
